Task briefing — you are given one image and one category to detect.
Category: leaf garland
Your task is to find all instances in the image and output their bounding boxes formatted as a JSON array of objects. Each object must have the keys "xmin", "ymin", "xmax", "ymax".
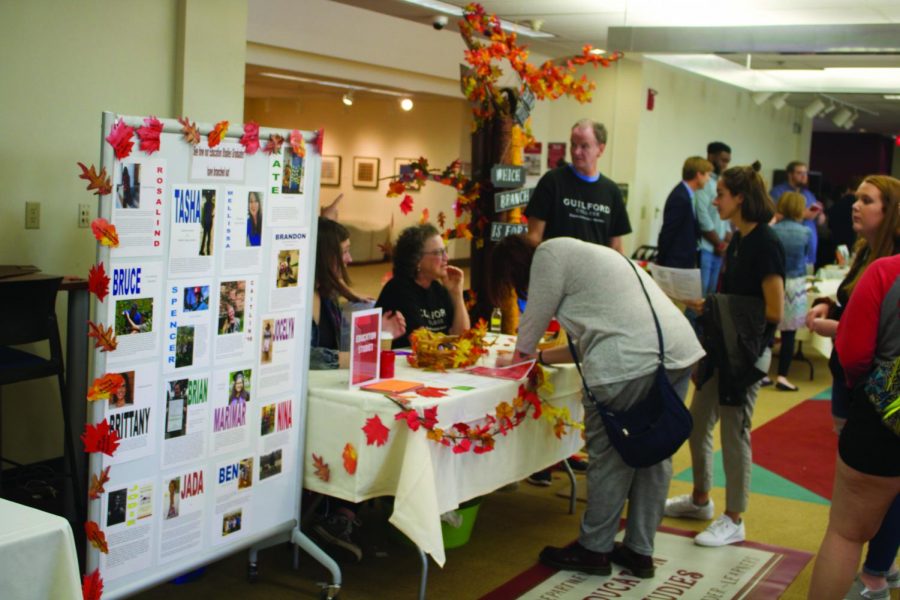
[
  {"xmin": 263, "ymin": 133, "xmax": 285, "ymax": 155},
  {"xmin": 177, "ymin": 116, "xmax": 201, "ymax": 145},
  {"xmin": 312, "ymin": 128, "xmax": 325, "ymax": 155},
  {"xmin": 77, "ymin": 162, "xmax": 112, "ymax": 196},
  {"xmin": 87, "ymin": 321, "xmax": 118, "ymax": 352},
  {"xmin": 136, "ymin": 116, "xmax": 163, "ymax": 155},
  {"xmin": 85, "ymin": 521, "xmax": 109, "ymax": 554},
  {"xmin": 105, "ymin": 118, "xmax": 134, "ymax": 159},
  {"xmin": 81, "ymin": 419, "xmax": 121, "ymax": 456},
  {"xmin": 82, "ymin": 568, "xmax": 104, "ymax": 600},
  {"xmin": 88, "ymin": 466, "xmax": 111, "ymax": 500},
  {"xmin": 239, "ymin": 121, "xmax": 260, "ymax": 155},
  {"xmin": 90, "ymin": 218, "xmax": 119, "ymax": 248},
  {"xmin": 208, "ymin": 120, "xmax": 229, "ymax": 148},
  {"xmin": 88, "ymin": 263, "xmax": 110, "ymax": 302},
  {"xmin": 87, "ymin": 373, "xmax": 125, "ymax": 402},
  {"xmin": 289, "ymin": 130, "xmax": 305, "ymax": 157}
]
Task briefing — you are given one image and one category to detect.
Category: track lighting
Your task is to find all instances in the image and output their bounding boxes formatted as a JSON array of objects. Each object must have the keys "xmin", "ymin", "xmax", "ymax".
[
  {"xmin": 803, "ymin": 97, "xmax": 826, "ymax": 118},
  {"xmin": 771, "ymin": 93, "xmax": 789, "ymax": 110},
  {"xmin": 400, "ymin": 97, "xmax": 414, "ymax": 111},
  {"xmin": 832, "ymin": 107, "xmax": 853, "ymax": 127},
  {"xmin": 342, "ymin": 92, "xmax": 354, "ymax": 106},
  {"xmin": 751, "ymin": 91, "xmax": 773, "ymax": 105}
]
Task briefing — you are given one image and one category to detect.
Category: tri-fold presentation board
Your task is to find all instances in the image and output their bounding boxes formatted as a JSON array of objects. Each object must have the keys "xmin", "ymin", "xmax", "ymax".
[{"xmin": 86, "ymin": 113, "xmax": 319, "ymax": 598}]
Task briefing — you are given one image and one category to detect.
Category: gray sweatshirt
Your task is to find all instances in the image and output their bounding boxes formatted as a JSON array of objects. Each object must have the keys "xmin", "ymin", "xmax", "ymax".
[{"xmin": 516, "ymin": 238, "xmax": 705, "ymax": 388}]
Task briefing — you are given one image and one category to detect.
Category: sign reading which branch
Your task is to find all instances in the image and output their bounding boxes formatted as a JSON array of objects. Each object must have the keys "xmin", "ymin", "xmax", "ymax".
[
  {"xmin": 491, "ymin": 165, "xmax": 526, "ymax": 188},
  {"xmin": 490, "ymin": 221, "xmax": 528, "ymax": 242},
  {"xmin": 494, "ymin": 188, "xmax": 533, "ymax": 212}
]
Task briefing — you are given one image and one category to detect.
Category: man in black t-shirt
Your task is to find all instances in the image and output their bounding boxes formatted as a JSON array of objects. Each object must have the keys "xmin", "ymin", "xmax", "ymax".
[{"xmin": 525, "ymin": 119, "xmax": 631, "ymax": 251}]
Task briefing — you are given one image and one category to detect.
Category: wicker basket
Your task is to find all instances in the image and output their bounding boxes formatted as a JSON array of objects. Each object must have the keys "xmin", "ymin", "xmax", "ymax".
[{"xmin": 408, "ymin": 327, "xmax": 487, "ymax": 371}]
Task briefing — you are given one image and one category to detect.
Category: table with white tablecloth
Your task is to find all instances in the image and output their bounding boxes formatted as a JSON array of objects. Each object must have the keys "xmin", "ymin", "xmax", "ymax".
[
  {"xmin": 0, "ymin": 499, "xmax": 82, "ymax": 600},
  {"xmin": 303, "ymin": 336, "xmax": 584, "ymax": 567}
]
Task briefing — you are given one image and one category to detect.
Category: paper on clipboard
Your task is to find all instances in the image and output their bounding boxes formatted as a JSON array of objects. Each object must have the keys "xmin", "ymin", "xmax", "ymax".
[{"xmin": 648, "ymin": 264, "xmax": 702, "ymax": 301}]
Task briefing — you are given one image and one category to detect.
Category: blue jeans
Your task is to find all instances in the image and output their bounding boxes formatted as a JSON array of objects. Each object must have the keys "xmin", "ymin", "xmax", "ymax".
[{"xmin": 699, "ymin": 249, "xmax": 722, "ymax": 297}]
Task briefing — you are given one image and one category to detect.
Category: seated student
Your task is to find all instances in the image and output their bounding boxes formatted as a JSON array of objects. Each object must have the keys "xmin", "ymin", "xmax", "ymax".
[{"xmin": 376, "ymin": 224, "xmax": 470, "ymax": 348}]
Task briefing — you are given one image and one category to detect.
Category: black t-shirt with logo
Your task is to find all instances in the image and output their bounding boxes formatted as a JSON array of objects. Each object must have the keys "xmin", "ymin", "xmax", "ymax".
[
  {"xmin": 376, "ymin": 276, "xmax": 454, "ymax": 348},
  {"xmin": 525, "ymin": 166, "xmax": 632, "ymax": 245}
]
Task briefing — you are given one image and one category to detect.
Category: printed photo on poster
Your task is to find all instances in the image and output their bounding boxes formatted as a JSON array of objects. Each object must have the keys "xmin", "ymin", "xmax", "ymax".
[
  {"xmin": 276, "ymin": 250, "xmax": 299, "ymax": 288},
  {"xmin": 218, "ymin": 280, "xmax": 246, "ymax": 334},
  {"xmin": 106, "ymin": 261, "xmax": 162, "ymax": 364},
  {"xmin": 115, "ymin": 298, "xmax": 153, "ymax": 336},
  {"xmin": 161, "ymin": 377, "xmax": 209, "ymax": 469},
  {"xmin": 111, "ymin": 157, "xmax": 166, "ymax": 257},
  {"xmin": 107, "ymin": 371, "xmax": 134, "ymax": 409},
  {"xmin": 257, "ymin": 313, "xmax": 297, "ymax": 396},
  {"xmin": 269, "ymin": 229, "xmax": 308, "ymax": 312},
  {"xmin": 157, "ymin": 468, "xmax": 206, "ymax": 565},
  {"xmin": 259, "ymin": 449, "xmax": 282, "ymax": 481},
  {"xmin": 281, "ymin": 146, "xmax": 304, "ymax": 194},
  {"xmin": 211, "ymin": 367, "xmax": 253, "ymax": 454},
  {"xmin": 103, "ymin": 363, "xmax": 157, "ymax": 467},
  {"xmin": 221, "ymin": 187, "xmax": 265, "ymax": 276},
  {"xmin": 168, "ymin": 185, "xmax": 216, "ymax": 277},
  {"xmin": 100, "ymin": 477, "xmax": 155, "ymax": 582},
  {"xmin": 211, "ymin": 456, "xmax": 253, "ymax": 546},
  {"xmin": 164, "ymin": 280, "xmax": 212, "ymax": 374},
  {"xmin": 267, "ymin": 149, "xmax": 305, "ymax": 226},
  {"xmin": 215, "ymin": 277, "xmax": 257, "ymax": 363}
]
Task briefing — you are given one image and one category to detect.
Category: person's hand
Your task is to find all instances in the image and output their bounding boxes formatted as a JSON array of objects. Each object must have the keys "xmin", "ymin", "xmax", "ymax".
[
  {"xmin": 320, "ymin": 193, "xmax": 343, "ymax": 221},
  {"xmin": 495, "ymin": 351, "xmax": 514, "ymax": 367},
  {"xmin": 805, "ymin": 303, "xmax": 830, "ymax": 330},
  {"xmin": 809, "ymin": 317, "xmax": 838, "ymax": 338},
  {"xmin": 682, "ymin": 298, "xmax": 706, "ymax": 315},
  {"xmin": 443, "ymin": 265, "xmax": 465, "ymax": 296},
  {"xmin": 383, "ymin": 310, "xmax": 406, "ymax": 338}
]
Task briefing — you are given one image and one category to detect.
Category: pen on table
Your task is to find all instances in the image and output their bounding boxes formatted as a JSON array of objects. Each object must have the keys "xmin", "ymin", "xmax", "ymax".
[{"xmin": 393, "ymin": 350, "xmax": 412, "ymax": 356}]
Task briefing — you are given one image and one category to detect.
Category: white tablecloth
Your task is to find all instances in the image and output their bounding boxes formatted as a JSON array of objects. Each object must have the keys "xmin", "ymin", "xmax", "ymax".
[
  {"xmin": 303, "ymin": 337, "xmax": 584, "ymax": 566},
  {"xmin": 0, "ymin": 499, "xmax": 81, "ymax": 600},
  {"xmin": 795, "ymin": 278, "xmax": 842, "ymax": 358}
]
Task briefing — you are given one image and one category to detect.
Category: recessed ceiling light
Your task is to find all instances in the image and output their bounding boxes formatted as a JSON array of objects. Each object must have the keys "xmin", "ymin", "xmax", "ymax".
[
  {"xmin": 342, "ymin": 92, "xmax": 353, "ymax": 106},
  {"xmin": 400, "ymin": 98, "xmax": 414, "ymax": 111},
  {"xmin": 589, "ymin": 48, "xmax": 606, "ymax": 55}
]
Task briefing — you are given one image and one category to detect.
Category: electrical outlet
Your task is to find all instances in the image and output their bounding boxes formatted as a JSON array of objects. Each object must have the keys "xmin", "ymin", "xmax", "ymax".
[
  {"xmin": 25, "ymin": 201, "xmax": 40, "ymax": 229},
  {"xmin": 78, "ymin": 203, "xmax": 92, "ymax": 228}
]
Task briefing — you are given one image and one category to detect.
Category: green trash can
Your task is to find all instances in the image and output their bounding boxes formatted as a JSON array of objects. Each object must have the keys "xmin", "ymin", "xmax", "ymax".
[{"xmin": 441, "ymin": 497, "xmax": 482, "ymax": 549}]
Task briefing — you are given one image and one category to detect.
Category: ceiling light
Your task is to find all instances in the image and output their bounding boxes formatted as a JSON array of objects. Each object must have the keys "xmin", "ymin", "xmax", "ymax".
[
  {"xmin": 832, "ymin": 107, "xmax": 853, "ymax": 127},
  {"xmin": 819, "ymin": 102, "xmax": 836, "ymax": 116},
  {"xmin": 400, "ymin": 98, "xmax": 414, "ymax": 111},
  {"xmin": 885, "ymin": 95, "xmax": 900, "ymax": 100},
  {"xmin": 842, "ymin": 113, "xmax": 858, "ymax": 130},
  {"xmin": 589, "ymin": 48, "xmax": 607, "ymax": 55},
  {"xmin": 771, "ymin": 93, "xmax": 789, "ymax": 110},
  {"xmin": 751, "ymin": 91, "xmax": 773, "ymax": 105},
  {"xmin": 401, "ymin": 0, "xmax": 554, "ymax": 38},
  {"xmin": 342, "ymin": 92, "xmax": 353, "ymax": 106},
  {"xmin": 803, "ymin": 97, "xmax": 826, "ymax": 118}
]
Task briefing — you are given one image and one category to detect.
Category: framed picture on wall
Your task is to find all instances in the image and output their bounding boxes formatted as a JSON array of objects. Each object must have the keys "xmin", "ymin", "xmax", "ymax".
[
  {"xmin": 320, "ymin": 155, "xmax": 341, "ymax": 186},
  {"xmin": 353, "ymin": 156, "xmax": 380, "ymax": 188},
  {"xmin": 394, "ymin": 157, "xmax": 421, "ymax": 191}
]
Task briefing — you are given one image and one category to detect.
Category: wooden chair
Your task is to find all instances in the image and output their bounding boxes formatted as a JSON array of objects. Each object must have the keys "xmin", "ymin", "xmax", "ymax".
[{"xmin": 0, "ymin": 276, "xmax": 85, "ymax": 526}]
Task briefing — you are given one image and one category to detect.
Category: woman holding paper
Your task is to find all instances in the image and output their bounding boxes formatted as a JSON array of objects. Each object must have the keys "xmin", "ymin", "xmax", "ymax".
[{"xmin": 489, "ymin": 234, "xmax": 703, "ymax": 578}]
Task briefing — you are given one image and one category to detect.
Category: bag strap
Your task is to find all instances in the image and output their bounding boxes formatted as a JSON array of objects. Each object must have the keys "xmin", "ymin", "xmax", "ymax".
[
  {"xmin": 622, "ymin": 257, "xmax": 665, "ymax": 363},
  {"xmin": 567, "ymin": 335, "xmax": 599, "ymax": 406}
]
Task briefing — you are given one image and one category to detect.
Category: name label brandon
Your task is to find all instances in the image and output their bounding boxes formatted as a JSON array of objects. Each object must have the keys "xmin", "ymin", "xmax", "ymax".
[{"xmin": 490, "ymin": 165, "xmax": 526, "ymax": 188}]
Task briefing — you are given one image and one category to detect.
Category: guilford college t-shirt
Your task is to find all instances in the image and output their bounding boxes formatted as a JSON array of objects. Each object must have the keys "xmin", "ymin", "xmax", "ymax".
[
  {"xmin": 375, "ymin": 276, "xmax": 454, "ymax": 349},
  {"xmin": 525, "ymin": 165, "xmax": 632, "ymax": 245}
]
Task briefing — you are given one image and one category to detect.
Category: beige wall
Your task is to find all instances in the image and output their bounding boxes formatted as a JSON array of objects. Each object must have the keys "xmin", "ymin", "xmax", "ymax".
[{"xmin": 0, "ymin": 0, "xmax": 246, "ymax": 464}]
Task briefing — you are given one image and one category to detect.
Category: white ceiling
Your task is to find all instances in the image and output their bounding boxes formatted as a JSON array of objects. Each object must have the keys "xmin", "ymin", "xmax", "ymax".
[{"xmin": 330, "ymin": 0, "xmax": 900, "ymax": 136}]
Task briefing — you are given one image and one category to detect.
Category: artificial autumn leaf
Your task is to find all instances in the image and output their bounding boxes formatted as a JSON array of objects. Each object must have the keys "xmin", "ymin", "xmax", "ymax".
[
  {"xmin": 553, "ymin": 417, "xmax": 567, "ymax": 439},
  {"xmin": 88, "ymin": 263, "xmax": 110, "ymax": 302},
  {"xmin": 90, "ymin": 218, "xmax": 119, "ymax": 248},
  {"xmin": 88, "ymin": 466, "xmax": 111, "ymax": 499},
  {"xmin": 87, "ymin": 321, "xmax": 118, "ymax": 353},
  {"xmin": 422, "ymin": 406, "xmax": 438, "ymax": 430},
  {"xmin": 289, "ymin": 130, "xmax": 305, "ymax": 157},
  {"xmin": 313, "ymin": 128, "xmax": 325, "ymax": 155},
  {"xmin": 419, "ymin": 208, "xmax": 430, "ymax": 225},
  {"xmin": 496, "ymin": 401, "xmax": 514, "ymax": 421},
  {"xmin": 416, "ymin": 386, "xmax": 448, "ymax": 398},
  {"xmin": 136, "ymin": 116, "xmax": 163, "ymax": 155},
  {"xmin": 362, "ymin": 415, "xmax": 390, "ymax": 446},
  {"xmin": 399, "ymin": 194, "xmax": 414, "ymax": 215},
  {"xmin": 105, "ymin": 118, "xmax": 134, "ymax": 159},
  {"xmin": 387, "ymin": 180, "xmax": 406, "ymax": 197},
  {"xmin": 85, "ymin": 521, "xmax": 109, "ymax": 553},
  {"xmin": 177, "ymin": 116, "xmax": 201, "ymax": 145},
  {"xmin": 81, "ymin": 419, "xmax": 121, "ymax": 456},
  {"xmin": 342, "ymin": 443, "xmax": 358, "ymax": 475},
  {"xmin": 312, "ymin": 453, "xmax": 330, "ymax": 482},
  {"xmin": 437, "ymin": 211, "xmax": 446, "ymax": 228},
  {"xmin": 396, "ymin": 409, "xmax": 421, "ymax": 431},
  {"xmin": 77, "ymin": 162, "xmax": 112, "ymax": 196},
  {"xmin": 264, "ymin": 134, "xmax": 285, "ymax": 155},
  {"xmin": 239, "ymin": 121, "xmax": 260, "ymax": 155},
  {"xmin": 82, "ymin": 568, "xmax": 104, "ymax": 600},
  {"xmin": 208, "ymin": 120, "xmax": 229, "ymax": 148},
  {"xmin": 87, "ymin": 373, "xmax": 125, "ymax": 402}
]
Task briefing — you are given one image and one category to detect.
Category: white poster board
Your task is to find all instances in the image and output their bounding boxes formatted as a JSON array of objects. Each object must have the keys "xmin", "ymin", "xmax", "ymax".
[{"xmin": 88, "ymin": 113, "xmax": 319, "ymax": 598}]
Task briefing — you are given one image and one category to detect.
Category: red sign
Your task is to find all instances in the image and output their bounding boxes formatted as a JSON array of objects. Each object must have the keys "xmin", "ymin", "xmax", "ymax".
[
  {"xmin": 547, "ymin": 142, "xmax": 566, "ymax": 168},
  {"xmin": 350, "ymin": 308, "xmax": 381, "ymax": 386}
]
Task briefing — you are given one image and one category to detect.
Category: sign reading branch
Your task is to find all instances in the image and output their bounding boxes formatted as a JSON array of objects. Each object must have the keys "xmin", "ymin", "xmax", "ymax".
[{"xmin": 494, "ymin": 187, "xmax": 533, "ymax": 212}]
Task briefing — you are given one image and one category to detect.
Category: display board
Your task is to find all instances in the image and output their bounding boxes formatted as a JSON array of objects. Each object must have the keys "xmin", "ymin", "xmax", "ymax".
[{"xmin": 86, "ymin": 113, "xmax": 319, "ymax": 598}]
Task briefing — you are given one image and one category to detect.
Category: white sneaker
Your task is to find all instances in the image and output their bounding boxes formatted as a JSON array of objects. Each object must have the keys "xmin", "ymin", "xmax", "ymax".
[
  {"xmin": 694, "ymin": 515, "xmax": 746, "ymax": 547},
  {"xmin": 664, "ymin": 494, "xmax": 715, "ymax": 520}
]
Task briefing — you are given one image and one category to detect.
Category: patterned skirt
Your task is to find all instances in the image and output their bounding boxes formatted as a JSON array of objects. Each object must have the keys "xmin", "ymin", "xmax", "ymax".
[{"xmin": 780, "ymin": 276, "xmax": 808, "ymax": 331}]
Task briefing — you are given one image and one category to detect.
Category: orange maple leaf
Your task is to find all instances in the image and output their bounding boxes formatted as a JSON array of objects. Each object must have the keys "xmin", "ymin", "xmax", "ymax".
[
  {"xmin": 290, "ymin": 130, "xmax": 305, "ymax": 157},
  {"xmin": 90, "ymin": 218, "xmax": 119, "ymax": 248},
  {"xmin": 496, "ymin": 401, "xmax": 514, "ymax": 420},
  {"xmin": 419, "ymin": 208, "xmax": 430, "ymax": 225},
  {"xmin": 77, "ymin": 162, "xmax": 112, "ymax": 196},
  {"xmin": 81, "ymin": 419, "xmax": 121, "ymax": 456},
  {"xmin": 426, "ymin": 427, "xmax": 445, "ymax": 443},
  {"xmin": 387, "ymin": 180, "xmax": 406, "ymax": 197},
  {"xmin": 88, "ymin": 466, "xmax": 111, "ymax": 499},
  {"xmin": 362, "ymin": 415, "xmax": 390, "ymax": 447},
  {"xmin": 342, "ymin": 443, "xmax": 358, "ymax": 475},
  {"xmin": 399, "ymin": 194, "xmax": 414, "ymax": 215},
  {"xmin": 82, "ymin": 568, "xmax": 104, "ymax": 600},
  {"xmin": 208, "ymin": 120, "xmax": 229, "ymax": 148},
  {"xmin": 456, "ymin": 222, "xmax": 473, "ymax": 240},
  {"xmin": 85, "ymin": 521, "xmax": 109, "ymax": 554},
  {"xmin": 87, "ymin": 373, "xmax": 125, "ymax": 402},
  {"xmin": 87, "ymin": 321, "xmax": 118, "ymax": 353},
  {"xmin": 312, "ymin": 453, "xmax": 330, "ymax": 482},
  {"xmin": 177, "ymin": 116, "xmax": 201, "ymax": 145},
  {"xmin": 88, "ymin": 263, "xmax": 110, "ymax": 302}
]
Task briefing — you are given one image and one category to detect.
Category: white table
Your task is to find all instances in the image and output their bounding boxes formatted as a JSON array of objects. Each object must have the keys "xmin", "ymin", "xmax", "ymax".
[
  {"xmin": 303, "ymin": 336, "xmax": 584, "ymax": 567},
  {"xmin": 794, "ymin": 277, "xmax": 842, "ymax": 361},
  {"xmin": 0, "ymin": 499, "xmax": 82, "ymax": 600}
]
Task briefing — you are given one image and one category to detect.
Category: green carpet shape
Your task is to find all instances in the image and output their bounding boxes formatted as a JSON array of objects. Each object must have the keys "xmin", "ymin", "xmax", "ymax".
[
  {"xmin": 811, "ymin": 386, "xmax": 832, "ymax": 400},
  {"xmin": 674, "ymin": 452, "xmax": 830, "ymax": 505}
]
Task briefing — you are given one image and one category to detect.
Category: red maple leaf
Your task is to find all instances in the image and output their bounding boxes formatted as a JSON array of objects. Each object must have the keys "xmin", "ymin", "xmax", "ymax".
[
  {"xmin": 422, "ymin": 406, "xmax": 439, "ymax": 429},
  {"xmin": 362, "ymin": 415, "xmax": 390, "ymax": 446},
  {"xmin": 77, "ymin": 162, "xmax": 112, "ymax": 196},
  {"xmin": 312, "ymin": 453, "xmax": 330, "ymax": 482},
  {"xmin": 105, "ymin": 118, "xmax": 134, "ymax": 159},
  {"xmin": 290, "ymin": 129, "xmax": 305, "ymax": 157},
  {"xmin": 82, "ymin": 568, "xmax": 104, "ymax": 600},
  {"xmin": 177, "ymin": 116, "xmax": 201, "ymax": 145},
  {"xmin": 208, "ymin": 120, "xmax": 229, "ymax": 148},
  {"xmin": 416, "ymin": 386, "xmax": 448, "ymax": 398},
  {"xmin": 90, "ymin": 218, "xmax": 119, "ymax": 248},
  {"xmin": 88, "ymin": 263, "xmax": 110, "ymax": 302},
  {"xmin": 81, "ymin": 419, "xmax": 121, "ymax": 456},
  {"xmin": 87, "ymin": 372, "xmax": 125, "ymax": 402},
  {"xmin": 342, "ymin": 443, "xmax": 358, "ymax": 475},
  {"xmin": 87, "ymin": 321, "xmax": 117, "ymax": 353},
  {"xmin": 88, "ymin": 466, "xmax": 111, "ymax": 500},
  {"xmin": 452, "ymin": 438, "xmax": 472, "ymax": 454},
  {"xmin": 136, "ymin": 116, "xmax": 163, "ymax": 155},
  {"xmin": 312, "ymin": 128, "xmax": 325, "ymax": 155},
  {"xmin": 263, "ymin": 133, "xmax": 285, "ymax": 155},
  {"xmin": 239, "ymin": 121, "xmax": 260, "ymax": 155},
  {"xmin": 395, "ymin": 409, "xmax": 421, "ymax": 431},
  {"xmin": 85, "ymin": 521, "xmax": 109, "ymax": 553},
  {"xmin": 399, "ymin": 194, "xmax": 414, "ymax": 215},
  {"xmin": 387, "ymin": 180, "xmax": 406, "ymax": 197}
]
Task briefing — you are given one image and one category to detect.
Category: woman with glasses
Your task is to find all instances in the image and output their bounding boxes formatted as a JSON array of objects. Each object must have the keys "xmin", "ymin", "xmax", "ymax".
[{"xmin": 376, "ymin": 224, "xmax": 470, "ymax": 348}]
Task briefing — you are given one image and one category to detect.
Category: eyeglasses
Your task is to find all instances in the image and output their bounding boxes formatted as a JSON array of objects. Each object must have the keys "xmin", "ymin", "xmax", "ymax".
[{"xmin": 423, "ymin": 248, "xmax": 449, "ymax": 257}]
